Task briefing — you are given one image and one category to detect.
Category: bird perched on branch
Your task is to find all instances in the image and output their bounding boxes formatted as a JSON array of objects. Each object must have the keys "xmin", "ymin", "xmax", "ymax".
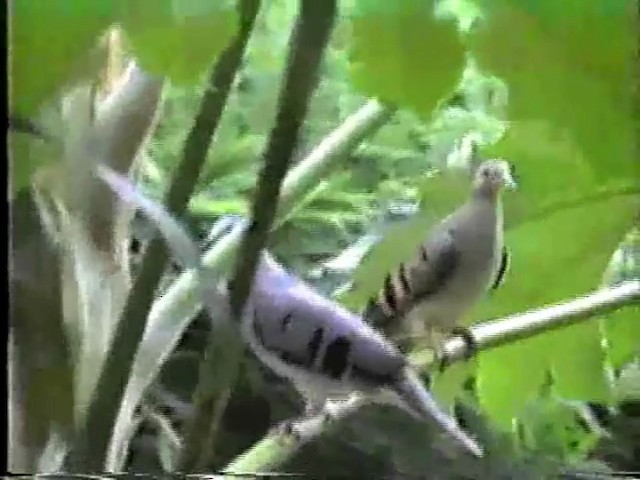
[
  {"xmin": 97, "ymin": 165, "xmax": 485, "ymax": 458},
  {"xmin": 363, "ymin": 159, "xmax": 517, "ymax": 354},
  {"xmin": 244, "ymin": 253, "xmax": 484, "ymax": 457}
]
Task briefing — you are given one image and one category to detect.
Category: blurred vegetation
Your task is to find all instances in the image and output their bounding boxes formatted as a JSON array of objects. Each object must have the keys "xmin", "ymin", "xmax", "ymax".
[{"xmin": 8, "ymin": 0, "xmax": 639, "ymax": 477}]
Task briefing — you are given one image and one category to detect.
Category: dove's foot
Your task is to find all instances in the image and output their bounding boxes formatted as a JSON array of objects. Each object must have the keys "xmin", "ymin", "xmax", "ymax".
[
  {"xmin": 452, "ymin": 326, "xmax": 477, "ymax": 357},
  {"xmin": 438, "ymin": 326, "xmax": 478, "ymax": 371}
]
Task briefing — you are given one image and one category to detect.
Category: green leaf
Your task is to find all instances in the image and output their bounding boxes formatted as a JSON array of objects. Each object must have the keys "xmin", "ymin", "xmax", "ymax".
[
  {"xmin": 476, "ymin": 194, "xmax": 637, "ymax": 427},
  {"xmin": 477, "ymin": 335, "xmax": 549, "ymax": 429},
  {"xmin": 10, "ymin": 0, "xmax": 115, "ymax": 114},
  {"xmin": 470, "ymin": 0, "xmax": 637, "ymax": 180},
  {"xmin": 519, "ymin": 397, "xmax": 600, "ymax": 458},
  {"xmin": 349, "ymin": 0, "xmax": 465, "ymax": 116},
  {"xmin": 602, "ymin": 305, "xmax": 640, "ymax": 370},
  {"xmin": 119, "ymin": 0, "xmax": 238, "ymax": 84}
]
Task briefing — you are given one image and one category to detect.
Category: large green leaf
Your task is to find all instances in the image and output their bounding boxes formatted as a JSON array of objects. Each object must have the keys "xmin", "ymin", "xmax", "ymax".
[
  {"xmin": 349, "ymin": 0, "xmax": 465, "ymax": 116},
  {"xmin": 9, "ymin": 0, "xmax": 115, "ymax": 114},
  {"xmin": 119, "ymin": 0, "xmax": 238, "ymax": 84},
  {"xmin": 476, "ymin": 193, "xmax": 637, "ymax": 428},
  {"xmin": 470, "ymin": 0, "xmax": 637, "ymax": 180}
]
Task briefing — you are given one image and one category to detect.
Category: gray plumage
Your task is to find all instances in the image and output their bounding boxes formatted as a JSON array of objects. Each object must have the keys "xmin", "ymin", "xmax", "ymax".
[
  {"xmin": 242, "ymin": 253, "xmax": 483, "ymax": 457},
  {"xmin": 363, "ymin": 159, "xmax": 516, "ymax": 345}
]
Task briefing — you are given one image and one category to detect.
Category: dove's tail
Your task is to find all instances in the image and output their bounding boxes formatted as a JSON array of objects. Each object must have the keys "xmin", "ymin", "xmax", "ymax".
[{"xmin": 392, "ymin": 368, "xmax": 484, "ymax": 458}]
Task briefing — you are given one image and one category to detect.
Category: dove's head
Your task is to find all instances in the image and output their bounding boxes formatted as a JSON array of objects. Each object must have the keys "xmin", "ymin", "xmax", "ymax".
[{"xmin": 473, "ymin": 159, "xmax": 517, "ymax": 196}]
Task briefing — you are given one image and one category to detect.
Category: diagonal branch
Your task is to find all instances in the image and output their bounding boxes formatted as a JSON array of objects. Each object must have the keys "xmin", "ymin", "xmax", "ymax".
[
  {"xmin": 178, "ymin": 0, "xmax": 338, "ymax": 471},
  {"xmin": 222, "ymin": 280, "xmax": 640, "ymax": 473}
]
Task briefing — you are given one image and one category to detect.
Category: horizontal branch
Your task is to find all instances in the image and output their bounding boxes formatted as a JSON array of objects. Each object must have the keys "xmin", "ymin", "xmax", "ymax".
[
  {"xmin": 438, "ymin": 280, "xmax": 640, "ymax": 366},
  {"xmin": 223, "ymin": 280, "xmax": 640, "ymax": 474}
]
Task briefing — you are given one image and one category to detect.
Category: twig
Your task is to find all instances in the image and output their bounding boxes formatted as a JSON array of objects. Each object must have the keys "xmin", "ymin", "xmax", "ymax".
[
  {"xmin": 66, "ymin": 8, "xmax": 252, "ymax": 469},
  {"xmin": 223, "ymin": 281, "xmax": 640, "ymax": 473},
  {"xmin": 179, "ymin": 0, "xmax": 337, "ymax": 471}
]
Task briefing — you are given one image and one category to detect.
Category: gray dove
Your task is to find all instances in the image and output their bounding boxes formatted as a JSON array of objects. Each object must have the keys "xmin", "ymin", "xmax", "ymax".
[
  {"xmin": 244, "ymin": 252, "xmax": 484, "ymax": 457},
  {"xmin": 363, "ymin": 159, "xmax": 517, "ymax": 352}
]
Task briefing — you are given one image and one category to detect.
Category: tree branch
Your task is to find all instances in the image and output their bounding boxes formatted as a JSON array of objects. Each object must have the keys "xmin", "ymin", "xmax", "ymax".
[
  {"xmin": 178, "ymin": 0, "xmax": 337, "ymax": 471},
  {"xmin": 222, "ymin": 281, "xmax": 640, "ymax": 474},
  {"xmin": 437, "ymin": 280, "xmax": 640, "ymax": 366}
]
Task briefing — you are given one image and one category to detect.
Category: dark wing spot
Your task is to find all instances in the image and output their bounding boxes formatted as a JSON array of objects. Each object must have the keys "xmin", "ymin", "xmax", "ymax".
[
  {"xmin": 351, "ymin": 365, "xmax": 397, "ymax": 386},
  {"xmin": 280, "ymin": 312, "xmax": 293, "ymax": 331},
  {"xmin": 279, "ymin": 351, "xmax": 305, "ymax": 366},
  {"xmin": 306, "ymin": 327, "xmax": 324, "ymax": 366},
  {"xmin": 252, "ymin": 309, "xmax": 266, "ymax": 344},
  {"xmin": 322, "ymin": 336, "xmax": 352, "ymax": 379},
  {"xmin": 491, "ymin": 246, "xmax": 510, "ymax": 291},
  {"xmin": 397, "ymin": 262, "xmax": 412, "ymax": 293},
  {"xmin": 130, "ymin": 237, "xmax": 142, "ymax": 254},
  {"xmin": 382, "ymin": 273, "xmax": 398, "ymax": 313},
  {"xmin": 421, "ymin": 235, "xmax": 459, "ymax": 297},
  {"xmin": 363, "ymin": 298, "xmax": 392, "ymax": 325}
]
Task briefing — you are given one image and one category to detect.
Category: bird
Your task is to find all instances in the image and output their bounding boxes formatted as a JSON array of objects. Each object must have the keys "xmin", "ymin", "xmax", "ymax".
[
  {"xmin": 362, "ymin": 158, "xmax": 517, "ymax": 354},
  {"xmin": 96, "ymin": 165, "xmax": 484, "ymax": 457},
  {"xmin": 243, "ymin": 252, "xmax": 484, "ymax": 457}
]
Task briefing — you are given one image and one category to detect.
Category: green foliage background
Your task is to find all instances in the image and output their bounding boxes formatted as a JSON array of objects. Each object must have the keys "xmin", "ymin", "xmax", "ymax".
[{"xmin": 9, "ymin": 0, "xmax": 639, "ymax": 476}]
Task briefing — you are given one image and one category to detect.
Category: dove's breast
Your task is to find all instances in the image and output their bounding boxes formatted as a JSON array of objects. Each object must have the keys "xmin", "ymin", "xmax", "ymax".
[{"xmin": 413, "ymin": 199, "xmax": 502, "ymax": 332}]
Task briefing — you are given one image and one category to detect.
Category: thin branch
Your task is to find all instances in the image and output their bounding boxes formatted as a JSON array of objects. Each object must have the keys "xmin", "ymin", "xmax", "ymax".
[
  {"xmin": 66, "ymin": 9, "xmax": 255, "ymax": 469},
  {"xmin": 222, "ymin": 281, "xmax": 640, "ymax": 473},
  {"xmin": 437, "ymin": 280, "xmax": 640, "ymax": 366},
  {"xmin": 178, "ymin": 0, "xmax": 337, "ymax": 471}
]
